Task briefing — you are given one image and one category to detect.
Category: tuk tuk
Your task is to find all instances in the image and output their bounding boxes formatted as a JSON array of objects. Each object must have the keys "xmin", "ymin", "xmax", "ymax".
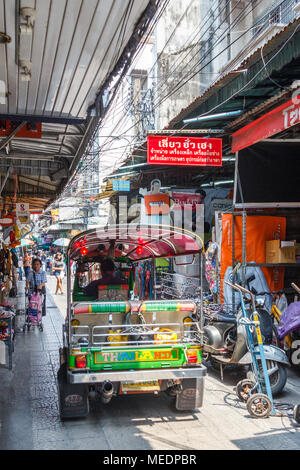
[{"xmin": 57, "ymin": 224, "xmax": 207, "ymax": 419}]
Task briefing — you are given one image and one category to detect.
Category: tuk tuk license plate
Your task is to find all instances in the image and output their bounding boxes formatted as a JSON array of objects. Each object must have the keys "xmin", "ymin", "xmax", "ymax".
[{"xmin": 120, "ymin": 380, "xmax": 160, "ymax": 392}]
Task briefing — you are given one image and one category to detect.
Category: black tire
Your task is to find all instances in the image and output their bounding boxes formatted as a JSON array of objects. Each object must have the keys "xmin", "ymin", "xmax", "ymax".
[
  {"xmin": 247, "ymin": 360, "xmax": 287, "ymax": 396},
  {"xmin": 293, "ymin": 404, "xmax": 300, "ymax": 424},
  {"xmin": 253, "ymin": 360, "xmax": 287, "ymax": 396},
  {"xmin": 265, "ymin": 360, "xmax": 287, "ymax": 396},
  {"xmin": 57, "ymin": 363, "xmax": 89, "ymax": 420},
  {"xmin": 247, "ymin": 393, "xmax": 272, "ymax": 418},
  {"xmin": 175, "ymin": 378, "xmax": 204, "ymax": 411},
  {"xmin": 236, "ymin": 379, "xmax": 256, "ymax": 402}
]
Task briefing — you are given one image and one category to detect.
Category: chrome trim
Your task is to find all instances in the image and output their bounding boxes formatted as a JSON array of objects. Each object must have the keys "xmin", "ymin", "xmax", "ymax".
[
  {"xmin": 235, "ymin": 202, "xmax": 300, "ymax": 208},
  {"xmin": 68, "ymin": 365, "xmax": 207, "ymax": 384}
]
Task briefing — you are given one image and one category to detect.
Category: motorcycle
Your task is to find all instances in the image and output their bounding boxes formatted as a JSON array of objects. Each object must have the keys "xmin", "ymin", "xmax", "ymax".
[
  {"xmin": 276, "ymin": 283, "xmax": 300, "ymax": 368},
  {"xmin": 202, "ymin": 282, "xmax": 290, "ymax": 396}
]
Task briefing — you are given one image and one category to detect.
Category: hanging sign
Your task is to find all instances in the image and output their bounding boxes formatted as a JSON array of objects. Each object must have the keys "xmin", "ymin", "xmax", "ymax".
[
  {"xmin": 144, "ymin": 193, "xmax": 170, "ymax": 215},
  {"xmin": 172, "ymin": 192, "xmax": 202, "ymax": 211},
  {"xmin": 147, "ymin": 135, "xmax": 222, "ymax": 166},
  {"xmin": 210, "ymin": 198, "xmax": 233, "ymax": 214},
  {"xmin": 16, "ymin": 203, "xmax": 30, "ymax": 224},
  {"xmin": 0, "ymin": 121, "xmax": 42, "ymax": 139},
  {"xmin": 0, "ymin": 216, "xmax": 14, "ymax": 226},
  {"xmin": 112, "ymin": 180, "xmax": 130, "ymax": 191},
  {"xmin": 232, "ymin": 97, "xmax": 300, "ymax": 152}
]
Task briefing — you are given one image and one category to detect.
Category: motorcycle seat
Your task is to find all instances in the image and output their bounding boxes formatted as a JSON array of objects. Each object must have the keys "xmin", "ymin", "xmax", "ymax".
[{"xmin": 213, "ymin": 313, "xmax": 237, "ymax": 323}]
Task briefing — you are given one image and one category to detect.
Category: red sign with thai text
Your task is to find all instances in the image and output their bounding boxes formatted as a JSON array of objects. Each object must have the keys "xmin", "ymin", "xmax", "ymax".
[
  {"xmin": 232, "ymin": 97, "xmax": 300, "ymax": 152},
  {"xmin": 147, "ymin": 135, "xmax": 222, "ymax": 166}
]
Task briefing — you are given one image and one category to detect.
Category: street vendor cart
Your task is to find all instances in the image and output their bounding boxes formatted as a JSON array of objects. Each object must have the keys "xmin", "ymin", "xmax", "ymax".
[{"xmin": 57, "ymin": 224, "xmax": 207, "ymax": 419}]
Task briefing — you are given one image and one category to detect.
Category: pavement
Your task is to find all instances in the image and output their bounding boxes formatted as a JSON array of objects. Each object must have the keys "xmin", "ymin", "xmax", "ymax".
[{"xmin": 0, "ymin": 275, "xmax": 300, "ymax": 450}]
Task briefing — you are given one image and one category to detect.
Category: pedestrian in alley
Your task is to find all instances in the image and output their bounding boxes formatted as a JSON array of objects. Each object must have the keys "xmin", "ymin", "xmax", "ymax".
[
  {"xmin": 26, "ymin": 258, "xmax": 47, "ymax": 294},
  {"xmin": 23, "ymin": 250, "xmax": 31, "ymax": 279},
  {"xmin": 26, "ymin": 258, "xmax": 47, "ymax": 317},
  {"xmin": 52, "ymin": 252, "xmax": 65, "ymax": 295},
  {"xmin": 41, "ymin": 252, "xmax": 47, "ymax": 272}
]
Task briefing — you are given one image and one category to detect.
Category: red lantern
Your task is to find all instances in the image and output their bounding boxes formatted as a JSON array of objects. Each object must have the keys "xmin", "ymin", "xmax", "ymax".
[
  {"xmin": 136, "ymin": 246, "xmax": 143, "ymax": 255},
  {"xmin": 80, "ymin": 246, "xmax": 88, "ymax": 255}
]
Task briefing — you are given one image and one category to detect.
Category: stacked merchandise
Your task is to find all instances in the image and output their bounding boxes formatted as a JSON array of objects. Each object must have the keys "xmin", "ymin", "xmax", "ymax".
[{"xmin": 0, "ymin": 303, "xmax": 15, "ymax": 369}]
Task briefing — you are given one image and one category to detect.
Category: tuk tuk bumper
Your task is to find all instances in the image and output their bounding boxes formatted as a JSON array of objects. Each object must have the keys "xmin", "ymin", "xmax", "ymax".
[{"xmin": 67, "ymin": 364, "xmax": 207, "ymax": 384}]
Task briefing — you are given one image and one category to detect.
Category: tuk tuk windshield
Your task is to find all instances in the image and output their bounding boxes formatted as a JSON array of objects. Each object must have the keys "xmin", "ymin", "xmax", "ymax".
[{"xmin": 69, "ymin": 225, "xmax": 203, "ymax": 303}]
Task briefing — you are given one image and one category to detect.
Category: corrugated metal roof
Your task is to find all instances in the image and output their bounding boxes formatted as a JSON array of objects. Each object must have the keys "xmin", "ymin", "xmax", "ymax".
[
  {"xmin": 0, "ymin": 0, "xmax": 151, "ymax": 119},
  {"xmin": 225, "ymin": 86, "xmax": 292, "ymax": 131},
  {"xmin": 167, "ymin": 16, "xmax": 300, "ymax": 129},
  {"xmin": 0, "ymin": 0, "xmax": 156, "ymax": 209}
]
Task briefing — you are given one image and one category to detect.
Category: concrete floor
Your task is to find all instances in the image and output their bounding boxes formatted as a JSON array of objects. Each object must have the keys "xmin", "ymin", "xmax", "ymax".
[{"xmin": 0, "ymin": 276, "xmax": 300, "ymax": 450}]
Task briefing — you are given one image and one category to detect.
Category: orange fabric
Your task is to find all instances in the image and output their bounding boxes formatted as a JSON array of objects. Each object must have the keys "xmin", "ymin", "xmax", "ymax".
[{"xmin": 221, "ymin": 215, "xmax": 286, "ymax": 298}]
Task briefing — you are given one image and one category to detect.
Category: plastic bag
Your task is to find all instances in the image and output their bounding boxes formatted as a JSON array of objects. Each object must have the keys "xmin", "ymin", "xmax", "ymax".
[{"xmin": 276, "ymin": 294, "xmax": 288, "ymax": 314}]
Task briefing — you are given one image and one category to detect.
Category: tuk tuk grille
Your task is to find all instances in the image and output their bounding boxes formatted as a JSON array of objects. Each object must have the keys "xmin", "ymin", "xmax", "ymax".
[{"xmin": 70, "ymin": 322, "xmax": 201, "ymax": 348}]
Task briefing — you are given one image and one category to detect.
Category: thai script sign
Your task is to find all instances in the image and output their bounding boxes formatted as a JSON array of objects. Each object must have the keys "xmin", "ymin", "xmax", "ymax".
[
  {"xmin": 112, "ymin": 180, "xmax": 130, "ymax": 191},
  {"xmin": 172, "ymin": 192, "xmax": 202, "ymax": 211},
  {"xmin": 147, "ymin": 135, "xmax": 222, "ymax": 166},
  {"xmin": 232, "ymin": 97, "xmax": 300, "ymax": 152},
  {"xmin": 94, "ymin": 349, "xmax": 179, "ymax": 364},
  {"xmin": 16, "ymin": 203, "xmax": 30, "ymax": 224},
  {"xmin": 144, "ymin": 193, "xmax": 170, "ymax": 215}
]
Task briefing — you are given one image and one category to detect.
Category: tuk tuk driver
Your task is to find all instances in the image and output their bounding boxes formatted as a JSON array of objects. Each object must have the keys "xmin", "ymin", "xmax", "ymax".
[{"xmin": 84, "ymin": 259, "xmax": 126, "ymax": 299}]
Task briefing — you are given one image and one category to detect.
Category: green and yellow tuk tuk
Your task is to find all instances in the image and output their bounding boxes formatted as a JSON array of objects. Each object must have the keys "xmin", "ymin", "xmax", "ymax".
[{"xmin": 57, "ymin": 224, "xmax": 207, "ymax": 419}]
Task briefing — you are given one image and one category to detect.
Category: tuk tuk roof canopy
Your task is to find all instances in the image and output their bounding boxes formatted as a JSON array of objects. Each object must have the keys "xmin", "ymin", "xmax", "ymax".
[{"xmin": 68, "ymin": 225, "xmax": 204, "ymax": 262}]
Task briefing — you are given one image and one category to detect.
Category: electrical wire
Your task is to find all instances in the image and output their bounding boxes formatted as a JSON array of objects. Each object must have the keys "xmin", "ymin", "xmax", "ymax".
[
  {"xmin": 97, "ymin": 0, "xmax": 289, "ymax": 152},
  {"xmin": 59, "ymin": 0, "xmax": 295, "ymax": 202},
  {"xmin": 71, "ymin": 0, "xmax": 246, "ymax": 177}
]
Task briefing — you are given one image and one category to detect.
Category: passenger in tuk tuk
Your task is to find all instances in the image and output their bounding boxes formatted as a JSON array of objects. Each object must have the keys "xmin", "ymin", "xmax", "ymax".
[{"xmin": 83, "ymin": 259, "xmax": 127, "ymax": 300}]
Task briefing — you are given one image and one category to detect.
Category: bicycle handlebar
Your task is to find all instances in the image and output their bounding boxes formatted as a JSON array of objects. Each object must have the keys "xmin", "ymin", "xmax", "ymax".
[{"xmin": 224, "ymin": 281, "xmax": 255, "ymax": 306}]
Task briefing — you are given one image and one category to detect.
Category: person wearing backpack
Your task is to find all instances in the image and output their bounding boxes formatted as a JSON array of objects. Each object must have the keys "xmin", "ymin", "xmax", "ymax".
[{"xmin": 26, "ymin": 258, "xmax": 47, "ymax": 316}]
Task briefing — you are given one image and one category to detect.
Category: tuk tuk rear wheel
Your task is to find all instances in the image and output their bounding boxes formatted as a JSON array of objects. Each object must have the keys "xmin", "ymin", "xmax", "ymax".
[{"xmin": 57, "ymin": 363, "xmax": 89, "ymax": 420}]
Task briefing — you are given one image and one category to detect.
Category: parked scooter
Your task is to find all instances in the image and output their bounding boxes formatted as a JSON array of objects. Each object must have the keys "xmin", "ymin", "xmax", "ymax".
[
  {"xmin": 202, "ymin": 281, "xmax": 290, "ymax": 396},
  {"xmin": 276, "ymin": 283, "xmax": 300, "ymax": 368}
]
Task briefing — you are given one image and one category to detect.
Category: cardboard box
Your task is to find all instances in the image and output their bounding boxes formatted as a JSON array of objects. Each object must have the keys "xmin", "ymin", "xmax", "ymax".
[{"xmin": 266, "ymin": 240, "xmax": 296, "ymax": 264}]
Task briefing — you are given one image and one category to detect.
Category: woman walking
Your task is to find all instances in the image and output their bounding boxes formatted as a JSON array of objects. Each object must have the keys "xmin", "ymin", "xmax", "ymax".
[
  {"xmin": 26, "ymin": 258, "xmax": 47, "ymax": 294},
  {"xmin": 52, "ymin": 253, "xmax": 65, "ymax": 295},
  {"xmin": 26, "ymin": 258, "xmax": 47, "ymax": 316}
]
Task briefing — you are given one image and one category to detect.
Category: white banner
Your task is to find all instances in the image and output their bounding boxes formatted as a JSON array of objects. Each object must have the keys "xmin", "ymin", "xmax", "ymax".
[{"xmin": 16, "ymin": 203, "xmax": 30, "ymax": 224}]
